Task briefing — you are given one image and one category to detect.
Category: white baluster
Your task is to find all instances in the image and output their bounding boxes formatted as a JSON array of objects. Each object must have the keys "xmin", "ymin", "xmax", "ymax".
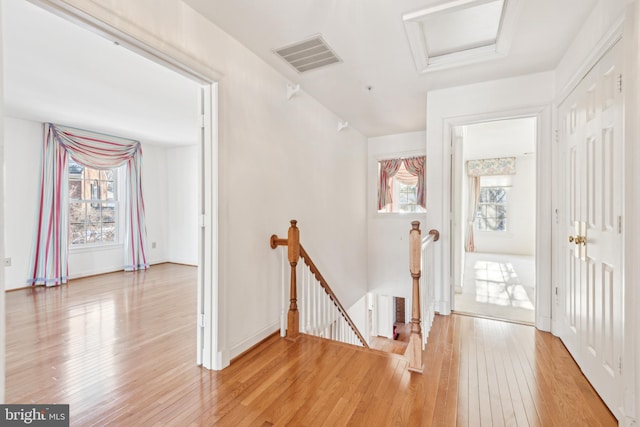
[
  {"xmin": 315, "ymin": 283, "xmax": 320, "ymax": 337},
  {"xmin": 280, "ymin": 247, "xmax": 286, "ymax": 337},
  {"xmin": 316, "ymin": 281, "xmax": 321, "ymax": 336},
  {"xmin": 323, "ymin": 291, "xmax": 328, "ymax": 338},
  {"xmin": 302, "ymin": 266, "xmax": 307, "ymax": 333}
]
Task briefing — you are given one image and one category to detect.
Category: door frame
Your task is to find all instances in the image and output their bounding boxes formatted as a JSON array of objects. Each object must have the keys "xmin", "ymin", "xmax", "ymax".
[
  {"xmin": 13, "ymin": 0, "xmax": 224, "ymax": 369},
  {"xmin": 444, "ymin": 105, "xmax": 553, "ymax": 331}
]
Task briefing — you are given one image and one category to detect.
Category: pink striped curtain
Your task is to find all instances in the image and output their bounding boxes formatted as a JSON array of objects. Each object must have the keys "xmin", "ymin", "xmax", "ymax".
[
  {"xmin": 377, "ymin": 159, "xmax": 402, "ymax": 210},
  {"xmin": 403, "ymin": 156, "xmax": 426, "ymax": 209},
  {"xmin": 29, "ymin": 123, "xmax": 148, "ymax": 286},
  {"xmin": 29, "ymin": 125, "xmax": 70, "ymax": 285}
]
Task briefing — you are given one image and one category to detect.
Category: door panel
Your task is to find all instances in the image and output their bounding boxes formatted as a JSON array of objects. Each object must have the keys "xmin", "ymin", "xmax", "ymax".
[{"xmin": 558, "ymin": 41, "xmax": 623, "ymax": 420}]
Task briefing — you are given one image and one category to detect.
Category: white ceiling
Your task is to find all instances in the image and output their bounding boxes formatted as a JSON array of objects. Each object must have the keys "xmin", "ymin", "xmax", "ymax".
[
  {"xmin": 463, "ymin": 116, "xmax": 536, "ymax": 160},
  {"xmin": 184, "ymin": 0, "xmax": 597, "ymax": 137},
  {"xmin": 2, "ymin": 0, "xmax": 598, "ymax": 142},
  {"xmin": 2, "ymin": 0, "xmax": 201, "ymax": 146}
]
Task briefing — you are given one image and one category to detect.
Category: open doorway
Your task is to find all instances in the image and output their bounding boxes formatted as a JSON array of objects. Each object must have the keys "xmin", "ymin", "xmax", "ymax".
[
  {"xmin": 451, "ymin": 117, "xmax": 536, "ymax": 324},
  {"xmin": 2, "ymin": 0, "xmax": 217, "ymax": 371}
]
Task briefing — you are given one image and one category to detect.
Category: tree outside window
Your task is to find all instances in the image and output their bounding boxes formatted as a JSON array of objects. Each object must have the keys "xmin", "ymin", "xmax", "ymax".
[
  {"xmin": 476, "ymin": 187, "xmax": 507, "ymax": 232},
  {"xmin": 68, "ymin": 158, "xmax": 118, "ymax": 245}
]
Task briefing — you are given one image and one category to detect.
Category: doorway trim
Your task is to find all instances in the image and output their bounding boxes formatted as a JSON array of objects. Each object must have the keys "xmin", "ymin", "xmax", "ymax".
[
  {"xmin": 443, "ymin": 104, "xmax": 553, "ymax": 331},
  {"xmin": 16, "ymin": 0, "xmax": 224, "ymax": 369}
]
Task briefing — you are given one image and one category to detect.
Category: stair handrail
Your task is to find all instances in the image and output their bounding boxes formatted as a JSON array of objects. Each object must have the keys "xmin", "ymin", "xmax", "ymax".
[{"xmin": 270, "ymin": 220, "xmax": 369, "ymax": 348}]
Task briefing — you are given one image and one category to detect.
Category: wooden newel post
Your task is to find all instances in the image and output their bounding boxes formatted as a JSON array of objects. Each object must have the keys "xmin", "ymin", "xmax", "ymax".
[
  {"xmin": 287, "ymin": 220, "xmax": 300, "ymax": 340},
  {"xmin": 408, "ymin": 220, "xmax": 423, "ymax": 373}
]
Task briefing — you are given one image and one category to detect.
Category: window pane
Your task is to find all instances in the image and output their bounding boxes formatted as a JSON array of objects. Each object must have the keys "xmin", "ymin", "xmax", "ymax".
[
  {"xmin": 69, "ymin": 223, "xmax": 86, "ymax": 245},
  {"xmin": 86, "ymin": 222, "xmax": 100, "ymax": 243},
  {"xmin": 106, "ymin": 180, "xmax": 115, "ymax": 200},
  {"xmin": 69, "ymin": 166, "xmax": 119, "ymax": 246},
  {"xmin": 102, "ymin": 203, "xmax": 116, "ymax": 242},
  {"xmin": 69, "ymin": 179, "xmax": 82, "ymax": 200},
  {"xmin": 476, "ymin": 186, "xmax": 508, "ymax": 232},
  {"xmin": 69, "ymin": 202, "xmax": 86, "ymax": 225}
]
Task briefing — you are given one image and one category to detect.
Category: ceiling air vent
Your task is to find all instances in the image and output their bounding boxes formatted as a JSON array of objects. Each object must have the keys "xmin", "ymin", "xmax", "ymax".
[{"xmin": 274, "ymin": 35, "xmax": 341, "ymax": 73}]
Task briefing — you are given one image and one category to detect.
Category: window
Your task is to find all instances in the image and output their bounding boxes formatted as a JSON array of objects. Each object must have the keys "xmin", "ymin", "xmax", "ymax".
[
  {"xmin": 68, "ymin": 158, "xmax": 119, "ymax": 245},
  {"xmin": 476, "ymin": 186, "xmax": 507, "ymax": 232},
  {"xmin": 377, "ymin": 156, "xmax": 426, "ymax": 213}
]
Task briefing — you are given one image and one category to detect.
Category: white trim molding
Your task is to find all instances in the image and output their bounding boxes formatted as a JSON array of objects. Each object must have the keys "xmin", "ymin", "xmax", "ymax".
[{"xmin": 403, "ymin": 0, "xmax": 524, "ymax": 73}]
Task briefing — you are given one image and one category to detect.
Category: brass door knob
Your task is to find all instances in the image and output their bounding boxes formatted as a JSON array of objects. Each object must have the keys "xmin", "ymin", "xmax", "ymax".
[{"xmin": 569, "ymin": 235, "xmax": 586, "ymax": 245}]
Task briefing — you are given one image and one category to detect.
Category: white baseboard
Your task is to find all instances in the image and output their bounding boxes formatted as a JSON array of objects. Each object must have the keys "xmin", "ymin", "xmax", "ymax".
[
  {"xmin": 436, "ymin": 300, "xmax": 451, "ymax": 315},
  {"xmin": 536, "ymin": 315, "xmax": 551, "ymax": 332},
  {"xmin": 68, "ymin": 259, "xmax": 172, "ymax": 281},
  {"xmin": 228, "ymin": 320, "xmax": 280, "ymax": 362}
]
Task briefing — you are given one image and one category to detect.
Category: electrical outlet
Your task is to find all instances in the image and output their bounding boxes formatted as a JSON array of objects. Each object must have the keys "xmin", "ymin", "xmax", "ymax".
[
  {"xmin": 4, "ymin": 257, "xmax": 11, "ymax": 267},
  {"xmin": 152, "ymin": 242, "xmax": 157, "ymax": 249}
]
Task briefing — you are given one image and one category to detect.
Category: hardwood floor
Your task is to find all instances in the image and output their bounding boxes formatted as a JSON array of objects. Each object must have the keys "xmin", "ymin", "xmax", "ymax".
[
  {"xmin": 5, "ymin": 264, "xmax": 616, "ymax": 426},
  {"xmin": 369, "ymin": 322, "xmax": 410, "ymax": 355}
]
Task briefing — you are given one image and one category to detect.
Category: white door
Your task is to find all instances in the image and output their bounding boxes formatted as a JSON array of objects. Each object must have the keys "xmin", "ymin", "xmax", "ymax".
[{"xmin": 558, "ymin": 41, "xmax": 624, "ymax": 419}]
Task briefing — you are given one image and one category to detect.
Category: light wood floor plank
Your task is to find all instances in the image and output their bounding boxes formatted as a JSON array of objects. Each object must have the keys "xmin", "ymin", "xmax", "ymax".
[{"xmin": 5, "ymin": 264, "xmax": 618, "ymax": 426}]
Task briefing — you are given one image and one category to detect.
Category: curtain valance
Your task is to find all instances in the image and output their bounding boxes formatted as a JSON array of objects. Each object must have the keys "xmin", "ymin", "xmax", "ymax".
[
  {"xmin": 52, "ymin": 124, "xmax": 141, "ymax": 168},
  {"xmin": 466, "ymin": 157, "xmax": 516, "ymax": 177}
]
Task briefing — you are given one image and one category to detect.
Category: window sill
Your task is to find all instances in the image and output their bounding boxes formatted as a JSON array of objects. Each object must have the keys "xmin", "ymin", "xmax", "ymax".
[
  {"xmin": 70, "ymin": 242, "xmax": 123, "ymax": 254},
  {"xmin": 475, "ymin": 230, "xmax": 514, "ymax": 238},
  {"xmin": 375, "ymin": 211, "xmax": 427, "ymax": 219}
]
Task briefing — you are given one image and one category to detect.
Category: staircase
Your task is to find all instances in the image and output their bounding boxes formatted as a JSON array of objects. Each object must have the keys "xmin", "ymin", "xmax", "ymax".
[
  {"xmin": 270, "ymin": 219, "xmax": 440, "ymax": 373},
  {"xmin": 270, "ymin": 220, "xmax": 368, "ymax": 347}
]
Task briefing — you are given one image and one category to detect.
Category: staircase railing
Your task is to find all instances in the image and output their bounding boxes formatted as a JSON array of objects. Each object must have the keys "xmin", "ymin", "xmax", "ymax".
[
  {"xmin": 406, "ymin": 221, "xmax": 439, "ymax": 373},
  {"xmin": 270, "ymin": 220, "xmax": 369, "ymax": 348}
]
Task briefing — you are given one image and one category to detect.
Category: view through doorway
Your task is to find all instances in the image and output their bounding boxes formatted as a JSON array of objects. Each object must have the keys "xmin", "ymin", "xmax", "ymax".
[
  {"xmin": 451, "ymin": 117, "xmax": 537, "ymax": 324},
  {"xmin": 2, "ymin": 0, "xmax": 217, "ymax": 372}
]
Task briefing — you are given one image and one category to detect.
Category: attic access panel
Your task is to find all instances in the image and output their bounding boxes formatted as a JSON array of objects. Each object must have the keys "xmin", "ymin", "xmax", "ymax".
[{"xmin": 403, "ymin": 0, "xmax": 522, "ymax": 73}]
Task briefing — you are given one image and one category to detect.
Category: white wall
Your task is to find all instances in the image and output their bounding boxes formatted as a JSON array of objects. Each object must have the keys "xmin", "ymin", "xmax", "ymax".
[
  {"xmin": 426, "ymin": 71, "xmax": 554, "ymax": 329},
  {"xmin": 167, "ymin": 145, "xmax": 198, "ymax": 265},
  {"xmin": 3, "ymin": 117, "xmax": 196, "ymax": 289},
  {"xmin": 346, "ymin": 294, "xmax": 368, "ymax": 343},
  {"xmin": 367, "ymin": 131, "xmax": 426, "ymax": 321},
  {"xmin": 3, "ymin": 117, "xmax": 39, "ymax": 290},
  {"xmin": 140, "ymin": 143, "xmax": 170, "ymax": 266},
  {"xmin": 0, "ymin": 0, "xmax": 5, "ymax": 398},
  {"xmin": 46, "ymin": 0, "xmax": 369, "ymax": 364}
]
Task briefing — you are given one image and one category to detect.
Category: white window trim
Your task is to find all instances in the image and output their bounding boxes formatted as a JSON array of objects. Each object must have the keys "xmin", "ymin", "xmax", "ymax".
[{"xmin": 69, "ymin": 165, "xmax": 126, "ymax": 251}]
